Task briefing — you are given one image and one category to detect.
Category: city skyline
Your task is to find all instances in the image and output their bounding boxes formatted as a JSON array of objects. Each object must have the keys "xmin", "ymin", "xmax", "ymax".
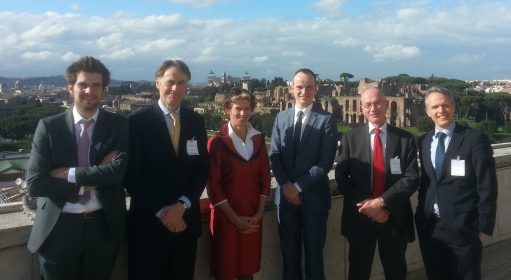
[{"xmin": 1, "ymin": 0, "xmax": 510, "ymax": 82}]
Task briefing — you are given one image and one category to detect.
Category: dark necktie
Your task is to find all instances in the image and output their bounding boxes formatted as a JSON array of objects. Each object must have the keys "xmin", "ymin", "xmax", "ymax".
[
  {"xmin": 293, "ymin": 111, "xmax": 304, "ymax": 164},
  {"xmin": 372, "ymin": 128, "xmax": 384, "ymax": 198},
  {"xmin": 435, "ymin": 132, "xmax": 446, "ymax": 180},
  {"xmin": 77, "ymin": 119, "xmax": 93, "ymax": 204}
]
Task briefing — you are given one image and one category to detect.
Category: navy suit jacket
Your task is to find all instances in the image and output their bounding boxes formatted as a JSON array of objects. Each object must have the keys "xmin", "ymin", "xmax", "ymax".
[
  {"xmin": 126, "ymin": 104, "xmax": 209, "ymax": 239},
  {"xmin": 415, "ymin": 123, "xmax": 498, "ymax": 245},
  {"xmin": 335, "ymin": 124, "xmax": 419, "ymax": 241},
  {"xmin": 27, "ymin": 109, "xmax": 129, "ymax": 253},
  {"xmin": 269, "ymin": 105, "xmax": 337, "ymax": 212}
]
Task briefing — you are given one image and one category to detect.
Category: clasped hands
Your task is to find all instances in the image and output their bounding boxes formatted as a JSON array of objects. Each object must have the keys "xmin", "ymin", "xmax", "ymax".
[
  {"xmin": 282, "ymin": 182, "xmax": 301, "ymax": 206},
  {"xmin": 357, "ymin": 198, "xmax": 390, "ymax": 223},
  {"xmin": 160, "ymin": 203, "xmax": 187, "ymax": 233},
  {"xmin": 233, "ymin": 212, "xmax": 262, "ymax": 234}
]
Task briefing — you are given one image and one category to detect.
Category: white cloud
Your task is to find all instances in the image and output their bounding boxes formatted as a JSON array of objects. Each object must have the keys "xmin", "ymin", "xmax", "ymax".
[
  {"xmin": 167, "ymin": 0, "xmax": 223, "ymax": 8},
  {"xmin": 70, "ymin": 3, "xmax": 80, "ymax": 12},
  {"xmin": 282, "ymin": 51, "xmax": 305, "ymax": 57},
  {"xmin": 449, "ymin": 52, "xmax": 486, "ymax": 63},
  {"xmin": 364, "ymin": 44, "xmax": 420, "ymax": 62},
  {"xmin": 253, "ymin": 56, "xmax": 269, "ymax": 63},
  {"xmin": 21, "ymin": 51, "xmax": 54, "ymax": 60},
  {"xmin": 61, "ymin": 52, "xmax": 80, "ymax": 62},
  {"xmin": 313, "ymin": 0, "xmax": 344, "ymax": 16},
  {"xmin": 333, "ymin": 37, "xmax": 363, "ymax": 48}
]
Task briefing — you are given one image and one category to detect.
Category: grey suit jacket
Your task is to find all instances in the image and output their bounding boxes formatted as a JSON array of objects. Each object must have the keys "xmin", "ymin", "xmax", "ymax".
[
  {"xmin": 269, "ymin": 105, "xmax": 337, "ymax": 212},
  {"xmin": 415, "ymin": 123, "xmax": 498, "ymax": 244},
  {"xmin": 27, "ymin": 109, "xmax": 129, "ymax": 253},
  {"xmin": 335, "ymin": 124, "xmax": 419, "ymax": 241}
]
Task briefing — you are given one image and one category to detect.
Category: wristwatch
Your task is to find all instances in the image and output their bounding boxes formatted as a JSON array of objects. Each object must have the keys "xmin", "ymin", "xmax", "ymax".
[{"xmin": 178, "ymin": 200, "xmax": 189, "ymax": 210}]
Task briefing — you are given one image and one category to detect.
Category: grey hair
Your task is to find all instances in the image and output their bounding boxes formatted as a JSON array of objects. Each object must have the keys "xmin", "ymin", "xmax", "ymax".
[{"xmin": 424, "ymin": 86, "xmax": 455, "ymax": 108}]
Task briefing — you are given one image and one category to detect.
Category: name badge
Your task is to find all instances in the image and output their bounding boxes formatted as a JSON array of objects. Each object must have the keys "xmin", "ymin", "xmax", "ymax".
[
  {"xmin": 390, "ymin": 157, "xmax": 402, "ymax": 174},
  {"xmin": 451, "ymin": 157, "xmax": 465, "ymax": 176},
  {"xmin": 186, "ymin": 139, "xmax": 199, "ymax": 155}
]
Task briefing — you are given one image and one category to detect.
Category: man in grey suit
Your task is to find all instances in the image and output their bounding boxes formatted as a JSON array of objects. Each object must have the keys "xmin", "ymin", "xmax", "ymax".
[
  {"xmin": 270, "ymin": 68, "xmax": 337, "ymax": 280},
  {"xmin": 27, "ymin": 56, "xmax": 129, "ymax": 280},
  {"xmin": 335, "ymin": 87, "xmax": 419, "ymax": 280}
]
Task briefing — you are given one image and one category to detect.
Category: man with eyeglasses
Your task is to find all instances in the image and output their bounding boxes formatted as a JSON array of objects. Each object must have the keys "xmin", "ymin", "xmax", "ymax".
[
  {"xmin": 335, "ymin": 87, "xmax": 419, "ymax": 279},
  {"xmin": 125, "ymin": 60, "xmax": 209, "ymax": 279}
]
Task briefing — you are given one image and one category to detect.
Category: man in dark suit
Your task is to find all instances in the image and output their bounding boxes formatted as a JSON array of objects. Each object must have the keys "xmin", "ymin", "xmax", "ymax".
[
  {"xmin": 126, "ymin": 60, "xmax": 209, "ymax": 280},
  {"xmin": 270, "ymin": 68, "xmax": 337, "ymax": 280},
  {"xmin": 415, "ymin": 86, "xmax": 498, "ymax": 280},
  {"xmin": 27, "ymin": 56, "xmax": 129, "ymax": 280},
  {"xmin": 335, "ymin": 87, "xmax": 419, "ymax": 280}
]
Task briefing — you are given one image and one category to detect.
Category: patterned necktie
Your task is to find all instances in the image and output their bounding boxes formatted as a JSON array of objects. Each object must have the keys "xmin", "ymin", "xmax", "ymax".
[
  {"xmin": 169, "ymin": 111, "xmax": 181, "ymax": 154},
  {"xmin": 372, "ymin": 128, "xmax": 385, "ymax": 198},
  {"xmin": 293, "ymin": 110, "xmax": 304, "ymax": 164},
  {"xmin": 77, "ymin": 119, "xmax": 93, "ymax": 204},
  {"xmin": 435, "ymin": 132, "xmax": 446, "ymax": 180}
]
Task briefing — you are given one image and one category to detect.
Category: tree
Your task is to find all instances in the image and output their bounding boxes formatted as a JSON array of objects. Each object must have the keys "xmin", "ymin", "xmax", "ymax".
[
  {"xmin": 484, "ymin": 92, "xmax": 511, "ymax": 125},
  {"xmin": 199, "ymin": 86, "xmax": 217, "ymax": 102},
  {"xmin": 339, "ymin": 73, "xmax": 354, "ymax": 88}
]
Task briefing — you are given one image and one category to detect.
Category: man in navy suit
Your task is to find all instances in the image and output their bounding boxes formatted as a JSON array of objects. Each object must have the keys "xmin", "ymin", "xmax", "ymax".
[
  {"xmin": 270, "ymin": 68, "xmax": 337, "ymax": 280},
  {"xmin": 27, "ymin": 56, "xmax": 129, "ymax": 280},
  {"xmin": 126, "ymin": 60, "xmax": 209, "ymax": 280},
  {"xmin": 335, "ymin": 87, "xmax": 419, "ymax": 280},
  {"xmin": 415, "ymin": 86, "xmax": 498, "ymax": 280}
]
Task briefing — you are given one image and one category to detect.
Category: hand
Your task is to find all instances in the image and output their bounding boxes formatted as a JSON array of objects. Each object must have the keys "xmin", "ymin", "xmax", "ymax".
[
  {"xmin": 50, "ymin": 167, "xmax": 69, "ymax": 180},
  {"xmin": 83, "ymin": 185, "xmax": 95, "ymax": 192},
  {"xmin": 371, "ymin": 208, "xmax": 390, "ymax": 223},
  {"xmin": 101, "ymin": 150, "xmax": 118, "ymax": 164},
  {"xmin": 159, "ymin": 203, "xmax": 187, "ymax": 233},
  {"xmin": 248, "ymin": 212, "xmax": 263, "ymax": 227},
  {"xmin": 235, "ymin": 216, "xmax": 260, "ymax": 234},
  {"xmin": 357, "ymin": 197, "xmax": 385, "ymax": 218},
  {"xmin": 282, "ymin": 182, "xmax": 301, "ymax": 206},
  {"xmin": 479, "ymin": 232, "xmax": 486, "ymax": 241}
]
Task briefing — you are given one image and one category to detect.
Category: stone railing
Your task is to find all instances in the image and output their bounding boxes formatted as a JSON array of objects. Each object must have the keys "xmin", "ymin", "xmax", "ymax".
[{"xmin": 2, "ymin": 144, "xmax": 511, "ymax": 280}]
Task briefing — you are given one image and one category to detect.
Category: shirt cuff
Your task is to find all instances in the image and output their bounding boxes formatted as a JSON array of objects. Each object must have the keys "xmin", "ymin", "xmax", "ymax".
[
  {"xmin": 68, "ymin": 167, "xmax": 76, "ymax": 183},
  {"xmin": 294, "ymin": 182, "xmax": 302, "ymax": 192},
  {"xmin": 178, "ymin": 195, "xmax": 191, "ymax": 208},
  {"xmin": 213, "ymin": 199, "xmax": 227, "ymax": 207},
  {"xmin": 156, "ymin": 207, "xmax": 166, "ymax": 218}
]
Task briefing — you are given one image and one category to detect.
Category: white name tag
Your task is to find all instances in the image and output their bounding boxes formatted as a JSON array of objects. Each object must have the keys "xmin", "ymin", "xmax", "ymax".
[
  {"xmin": 390, "ymin": 158, "xmax": 402, "ymax": 174},
  {"xmin": 451, "ymin": 158, "xmax": 465, "ymax": 176},
  {"xmin": 186, "ymin": 139, "xmax": 199, "ymax": 155}
]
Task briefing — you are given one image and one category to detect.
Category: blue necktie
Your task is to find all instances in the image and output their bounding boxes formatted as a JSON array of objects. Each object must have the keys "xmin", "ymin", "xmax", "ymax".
[{"xmin": 435, "ymin": 132, "xmax": 446, "ymax": 180}]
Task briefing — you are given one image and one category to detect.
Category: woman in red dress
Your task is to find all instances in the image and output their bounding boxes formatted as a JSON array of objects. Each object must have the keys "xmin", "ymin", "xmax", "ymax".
[{"xmin": 207, "ymin": 90, "xmax": 271, "ymax": 280}]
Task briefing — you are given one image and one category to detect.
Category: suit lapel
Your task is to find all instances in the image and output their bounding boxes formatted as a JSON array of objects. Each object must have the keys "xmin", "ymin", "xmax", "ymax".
[
  {"xmin": 439, "ymin": 124, "xmax": 465, "ymax": 180},
  {"xmin": 63, "ymin": 110, "xmax": 78, "ymax": 164},
  {"xmin": 385, "ymin": 125, "xmax": 399, "ymax": 184},
  {"xmin": 299, "ymin": 109, "xmax": 318, "ymax": 150},
  {"xmin": 150, "ymin": 104, "xmax": 176, "ymax": 158},
  {"xmin": 284, "ymin": 109, "xmax": 295, "ymax": 161},
  {"xmin": 89, "ymin": 109, "xmax": 109, "ymax": 164},
  {"xmin": 422, "ymin": 130, "xmax": 436, "ymax": 180}
]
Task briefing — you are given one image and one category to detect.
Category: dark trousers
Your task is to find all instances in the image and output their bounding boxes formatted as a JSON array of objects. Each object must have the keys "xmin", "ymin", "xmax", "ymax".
[
  {"xmin": 278, "ymin": 204, "xmax": 328, "ymax": 280},
  {"xmin": 418, "ymin": 217, "xmax": 482, "ymax": 280},
  {"xmin": 128, "ymin": 224, "xmax": 198, "ymax": 280},
  {"xmin": 38, "ymin": 210, "xmax": 119, "ymax": 280},
  {"xmin": 347, "ymin": 222, "xmax": 407, "ymax": 280}
]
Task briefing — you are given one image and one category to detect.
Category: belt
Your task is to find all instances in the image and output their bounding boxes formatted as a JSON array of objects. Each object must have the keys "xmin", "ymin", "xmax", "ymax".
[{"xmin": 62, "ymin": 209, "xmax": 103, "ymax": 220}]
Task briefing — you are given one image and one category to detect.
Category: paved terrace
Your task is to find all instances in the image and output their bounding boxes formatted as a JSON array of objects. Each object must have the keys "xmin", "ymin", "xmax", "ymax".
[{"xmin": 1, "ymin": 144, "xmax": 511, "ymax": 279}]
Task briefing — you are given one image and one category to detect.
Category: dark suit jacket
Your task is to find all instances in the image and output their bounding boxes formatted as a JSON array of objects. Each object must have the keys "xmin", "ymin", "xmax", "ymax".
[
  {"xmin": 415, "ymin": 123, "xmax": 498, "ymax": 245},
  {"xmin": 27, "ymin": 109, "xmax": 129, "ymax": 253},
  {"xmin": 335, "ymin": 124, "xmax": 419, "ymax": 242},
  {"xmin": 126, "ymin": 104, "xmax": 208, "ymax": 239},
  {"xmin": 269, "ymin": 105, "xmax": 337, "ymax": 212}
]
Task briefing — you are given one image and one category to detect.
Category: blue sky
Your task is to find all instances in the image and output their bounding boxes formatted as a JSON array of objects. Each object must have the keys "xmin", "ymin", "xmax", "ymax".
[{"xmin": 1, "ymin": 0, "xmax": 510, "ymax": 82}]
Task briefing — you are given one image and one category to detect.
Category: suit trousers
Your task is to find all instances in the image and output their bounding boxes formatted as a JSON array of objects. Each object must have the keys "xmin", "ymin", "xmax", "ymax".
[
  {"xmin": 347, "ymin": 221, "xmax": 407, "ymax": 280},
  {"xmin": 278, "ymin": 204, "xmax": 328, "ymax": 280},
  {"xmin": 128, "ymin": 220, "xmax": 198, "ymax": 280},
  {"xmin": 38, "ymin": 210, "xmax": 119, "ymax": 280},
  {"xmin": 418, "ymin": 217, "xmax": 482, "ymax": 280}
]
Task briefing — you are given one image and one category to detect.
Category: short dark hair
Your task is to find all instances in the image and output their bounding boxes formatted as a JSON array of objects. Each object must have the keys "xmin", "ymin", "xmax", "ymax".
[
  {"xmin": 65, "ymin": 56, "xmax": 111, "ymax": 88},
  {"xmin": 155, "ymin": 60, "xmax": 191, "ymax": 81},
  {"xmin": 293, "ymin": 68, "xmax": 318, "ymax": 85},
  {"xmin": 425, "ymin": 86, "xmax": 456, "ymax": 108}
]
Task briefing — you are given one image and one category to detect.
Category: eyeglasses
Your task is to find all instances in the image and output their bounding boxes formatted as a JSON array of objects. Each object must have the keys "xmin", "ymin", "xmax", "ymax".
[{"xmin": 361, "ymin": 102, "xmax": 386, "ymax": 110}]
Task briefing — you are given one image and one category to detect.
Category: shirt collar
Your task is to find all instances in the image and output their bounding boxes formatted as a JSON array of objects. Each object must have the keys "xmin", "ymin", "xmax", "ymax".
[
  {"xmin": 158, "ymin": 100, "xmax": 180, "ymax": 116},
  {"xmin": 294, "ymin": 103, "xmax": 313, "ymax": 117},
  {"xmin": 72, "ymin": 106, "xmax": 99, "ymax": 125},
  {"xmin": 368, "ymin": 122, "xmax": 388, "ymax": 135},
  {"xmin": 228, "ymin": 122, "xmax": 261, "ymax": 139},
  {"xmin": 435, "ymin": 122, "xmax": 455, "ymax": 138}
]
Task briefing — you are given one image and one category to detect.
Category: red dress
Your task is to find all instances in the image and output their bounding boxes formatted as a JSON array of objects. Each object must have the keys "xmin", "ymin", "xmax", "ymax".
[{"xmin": 207, "ymin": 124, "xmax": 271, "ymax": 279}]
